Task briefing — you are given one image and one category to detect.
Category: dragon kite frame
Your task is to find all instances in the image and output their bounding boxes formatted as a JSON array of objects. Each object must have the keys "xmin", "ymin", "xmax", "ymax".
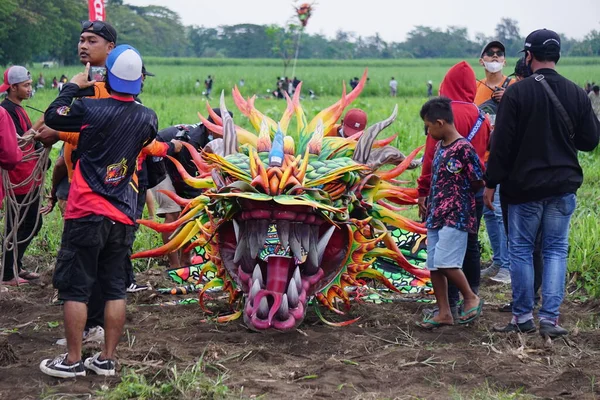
[{"xmin": 133, "ymin": 70, "xmax": 430, "ymax": 331}]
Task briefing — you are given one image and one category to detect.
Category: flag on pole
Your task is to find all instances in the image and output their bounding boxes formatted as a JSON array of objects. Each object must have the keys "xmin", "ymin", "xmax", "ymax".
[{"xmin": 88, "ymin": 0, "xmax": 105, "ymax": 21}]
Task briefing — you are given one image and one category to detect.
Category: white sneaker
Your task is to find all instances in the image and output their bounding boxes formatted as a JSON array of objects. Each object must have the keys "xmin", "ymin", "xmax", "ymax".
[
  {"xmin": 490, "ymin": 268, "xmax": 511, "ymax": 284},
  {"xmin": 56, "ymin": 326, "xmax": 105, "ymax": 346}
]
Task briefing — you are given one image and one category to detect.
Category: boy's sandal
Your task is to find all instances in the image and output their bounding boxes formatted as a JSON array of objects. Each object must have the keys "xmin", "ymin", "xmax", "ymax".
[
  {"xmin": 415, "ymin": 318, "xmax": 453, "ymax": 330},
  {"xmin": 458, "ymin": 299, "xmax": 484, "ymax": 324},
  {"xmin": 19, "ymin": 270, "xmax": 40, "ymax": 280},
  {"xmin": 2, "ymin": 277, "xmax": 30, "ymax": 286}
]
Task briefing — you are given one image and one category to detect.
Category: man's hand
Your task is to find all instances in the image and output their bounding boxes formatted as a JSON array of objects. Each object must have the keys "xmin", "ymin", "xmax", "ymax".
[
  {"xmin": 483, "ymin": 187, "xmax": 496, "ymax": 211},
  {"xmin": 170, "ymin": 139, "xmax": 184, "ymax": 153},
  {"xmin": 70, "ymin": 63, "xmax": 96, "ymax": 89},
  {"xmin": 40, "ymin": 195, "xmax": 56, "ymax": 216},
  {"xmin": 418, "ymin": 196, "xmax": 427, "ymax": 221},
  {"xmin": 34, "ymin": 125, "xmax": 60, "ymax": 147},
  {"xmin": 492, "ymin": 87, "xmax": 505, "ymax": 102}
]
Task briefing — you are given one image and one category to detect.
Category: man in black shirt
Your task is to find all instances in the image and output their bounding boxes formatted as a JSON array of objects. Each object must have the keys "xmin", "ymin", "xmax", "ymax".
[
  {"xmin": 37, "ymin": 45, "xmax": 176, "ymax": 378},
  {"xmin": 485, "ymin": 29, "xmax": 600, "ymax": 338}
]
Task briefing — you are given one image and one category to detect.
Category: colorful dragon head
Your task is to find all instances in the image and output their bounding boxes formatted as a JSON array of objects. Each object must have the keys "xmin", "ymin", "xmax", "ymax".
[{"xmin": 133, "ymin": 71, "xmax": 430, "ymax": 331}]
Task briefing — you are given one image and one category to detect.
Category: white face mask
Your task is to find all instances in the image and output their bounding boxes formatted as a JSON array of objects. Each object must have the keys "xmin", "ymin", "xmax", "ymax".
[{"xmin": 484, "ymin": 61, "xmax": 504, "ymax": 73}]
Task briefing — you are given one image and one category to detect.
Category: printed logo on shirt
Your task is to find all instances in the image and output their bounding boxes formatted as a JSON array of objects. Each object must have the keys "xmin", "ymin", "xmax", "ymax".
[
  {"xmin": 56, "ymin": 106, "xmax": 70, "ymax": 116},
  {"xmin": 105, "ymin": 158, "xmax": 128, "ymax": 185},
  {"xmin": 446, "ymin": 158, "xmax": 463, "ymax": 174}
]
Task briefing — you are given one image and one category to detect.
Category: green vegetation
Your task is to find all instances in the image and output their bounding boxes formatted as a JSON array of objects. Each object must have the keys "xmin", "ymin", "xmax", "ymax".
[
  {"xmin": 19, "ymin": 58, "xmax": 600, "ymax": 300},
  {"xmin": 97, "ymin": 360, "xmax": 232, "ymax": 400}
]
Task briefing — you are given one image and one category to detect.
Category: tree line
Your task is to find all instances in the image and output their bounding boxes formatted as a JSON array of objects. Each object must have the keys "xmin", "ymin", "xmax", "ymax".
[{"xmin": 1, "ymin": 0, "xmax": 599, "ymax": 66}]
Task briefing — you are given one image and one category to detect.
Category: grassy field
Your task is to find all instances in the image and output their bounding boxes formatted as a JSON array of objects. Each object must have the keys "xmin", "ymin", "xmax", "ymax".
[{"xmin": 18, "ymin": 58, "xmax": 600, "ymax": 298}]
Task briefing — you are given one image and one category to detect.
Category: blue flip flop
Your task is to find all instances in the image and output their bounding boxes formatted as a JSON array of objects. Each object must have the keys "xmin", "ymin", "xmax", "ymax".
[{"xmin": 458, "ymin": 299, "xmax": 484, "ymax": 324}]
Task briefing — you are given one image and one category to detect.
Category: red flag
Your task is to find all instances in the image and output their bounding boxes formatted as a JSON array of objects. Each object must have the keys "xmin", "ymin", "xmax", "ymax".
[{"xmin": 88, "ymin": 0, "xmax": 105, "ymax": 21}]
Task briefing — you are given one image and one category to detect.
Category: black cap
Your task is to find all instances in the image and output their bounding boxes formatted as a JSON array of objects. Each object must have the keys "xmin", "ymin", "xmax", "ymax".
[
  {"xmin": 142, "ymin": 65, "xmax": 155, "ymax": 77},
  {"xmin": 523, "ymin": 29, "xmax": 561, "ymax": 54},
  {"xmin": 81, "ymin": 20, "xmax": 117, "ymax": 44},
  {"xmin": 481, "ymin": 40, "xmax": 505, "ymax": 57}
]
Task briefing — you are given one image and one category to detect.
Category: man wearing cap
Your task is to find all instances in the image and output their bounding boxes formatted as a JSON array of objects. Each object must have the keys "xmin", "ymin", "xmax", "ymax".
[
  {"xmin": 37, "ymin": 45, "xmax": 180, "ymax": 378},
  {"xmin": 485, "ymin": 29, "xmax": 600, "ymax": 337},
  {"xmin": 475, "ymin": 40, "xmax": 513, "ymax": 109},
  {"xmin": 0, "ymin": 65, "xmax": 44, "ymax": 285},
  {"xmin": 338, "ymin": 108, "xmax": 367, "ymax": 138},
  {"xmin": 476, "ymin": 40, "xmax": 514, "ymax": 284},
  {"xmin": 39, "ymin": 19, "xmax": 119, "ymax": 352}
]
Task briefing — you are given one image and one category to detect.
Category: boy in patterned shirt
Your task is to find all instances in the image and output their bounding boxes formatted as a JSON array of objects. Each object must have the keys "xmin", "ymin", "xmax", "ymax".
[{"xmin": 417, "ymin": 97, "xmax": 484, "ymax": 329}]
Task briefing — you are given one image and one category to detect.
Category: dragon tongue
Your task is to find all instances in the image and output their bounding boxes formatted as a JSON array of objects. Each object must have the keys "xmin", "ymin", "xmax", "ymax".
[{"xmin": 265, "ymin": 256, "xmax": 293, "ymax": 293}]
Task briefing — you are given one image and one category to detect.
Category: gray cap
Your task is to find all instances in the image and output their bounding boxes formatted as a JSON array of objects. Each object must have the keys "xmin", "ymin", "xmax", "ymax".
[{"xmin": 0, "ymin": 66, "xmax": 31, "ymax": 92}]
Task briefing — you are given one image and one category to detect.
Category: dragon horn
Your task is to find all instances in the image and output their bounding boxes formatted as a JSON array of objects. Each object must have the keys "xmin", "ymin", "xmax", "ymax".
[
  {"xmin": 257, "ymin": 118, "xmax": 272, "ymax": 153},
  {"xmin": 220, "ymin": 91, "xmax": 238, "ymax": 156},
  {"xmin": 206, "ymin": 103, "xmax": 223, "ymax": 126},
  {"xmin": 352, "ymin": 105, "xmax": 398, "ymax": 164}
]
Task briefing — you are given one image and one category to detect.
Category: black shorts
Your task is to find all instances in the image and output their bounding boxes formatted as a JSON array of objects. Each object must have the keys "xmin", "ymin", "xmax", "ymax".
[{"xmin": 53, "ymin": 216, "xmax": 135, "ymax": 303}]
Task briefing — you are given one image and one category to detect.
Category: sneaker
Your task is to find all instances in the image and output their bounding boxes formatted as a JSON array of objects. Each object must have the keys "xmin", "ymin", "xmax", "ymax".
[
  {"xmin": 490, "ymin": 268, "xmax": 511, "ymax": 284},
  {"xmin": 127, "ymin": 283, "xmax": 151, "ymax": 293},
  {"xmin": 481, "ymin": 263, "xmax": 500, "ymax": 279},
  {"xmin": 39, "ymin": 353, "xmax": 86, "ymax": 378},
  {"xmin": 539, "ymin": 320, "xmax": 568, "ymax": 338},
  {"xmin": 493, "ymin": 319, "xmax": 537, "ymax": 334},
  {"xmin": 56, "ymin": 326, "xmax": 104, "ymax": 346},
  {"xmin": 84, "ymin": 352, "xmax": 116, "ymax": 376}
]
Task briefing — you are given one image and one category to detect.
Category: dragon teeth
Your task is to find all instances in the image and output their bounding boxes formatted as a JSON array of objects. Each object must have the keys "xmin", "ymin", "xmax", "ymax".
[
  {"xmin": 299, "ymin": 225, "xmax": 310, "ymax": 254},
  {"xmin": 317, "ymin": 225, "xmax": 336, "ymax": 265},
  {"xmin": 250, "ymin": 279, "xmax": 261, "ymax": 300},
  {"xmin": 278, "ymin": 294, "xmax": 289, "ymax": 320},
  {"xmin": 257, "ymin": 297, "xmax": 269, "ymax": 319},
  {"xmin": 252, "ymin": 264, "xmax": 263, "ymax": 287},
  {"xmin": 233, "ymin": 232, "xmax": 248, "ymax": 264},
  {"xmin": 293, "ymin": 266, "xmax": 302, "ymax": 292},
  {"xmin": 289, "ymin": 223, "xmax": 303, "ymax": 261},
  {"xmin": 287, "ymin": 277, "xmax": 299, "ymax": 308},
  {"xmin": 276, "ymin": 220, "xmax": 290, "ymax": 251},
  {"xmin": 249, "ymin": 220, "xmax": 269, "ymax": 259},
  {"xmin": 233, "ymin": 219, "xmax": 241, "ymax": 242}
]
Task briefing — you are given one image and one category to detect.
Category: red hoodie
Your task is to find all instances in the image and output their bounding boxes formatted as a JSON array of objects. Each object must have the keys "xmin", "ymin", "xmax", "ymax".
[
  {"xmin": 417, "ymin": 61, "xmax": 491, "ymax": 198},
  {"xmin": 0, "ymin": 107, "xmax": 23, "ymax": 204}
]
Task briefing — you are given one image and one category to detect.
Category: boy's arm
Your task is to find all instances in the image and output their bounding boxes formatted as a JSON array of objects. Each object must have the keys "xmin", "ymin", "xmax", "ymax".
[{"xmin": 37, "ymin": 83, "xmax": 85, "ymax": 146}]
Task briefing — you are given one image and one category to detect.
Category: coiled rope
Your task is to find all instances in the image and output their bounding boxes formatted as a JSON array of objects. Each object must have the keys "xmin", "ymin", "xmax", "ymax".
[{"xmin": 0, "ymin": 131, "xmax": 50, "ymax": 292}]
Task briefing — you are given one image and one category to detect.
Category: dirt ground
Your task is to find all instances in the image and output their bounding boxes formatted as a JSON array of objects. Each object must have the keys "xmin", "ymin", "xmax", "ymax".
[{"xmin": 1, "ymin": 264, "xmax": 599, "ymax": 400}]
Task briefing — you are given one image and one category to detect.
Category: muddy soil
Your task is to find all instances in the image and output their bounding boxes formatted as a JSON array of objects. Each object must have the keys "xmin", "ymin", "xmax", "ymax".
[{"xmin": 1, "ymin": 266, "xmax": 599, "ymax": 400}]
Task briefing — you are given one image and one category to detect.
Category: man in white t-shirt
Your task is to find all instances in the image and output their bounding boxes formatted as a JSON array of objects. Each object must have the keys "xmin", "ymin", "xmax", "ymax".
[{"xmin": 389, "ymin": 77, "xmax": 398, "ymax": 97}]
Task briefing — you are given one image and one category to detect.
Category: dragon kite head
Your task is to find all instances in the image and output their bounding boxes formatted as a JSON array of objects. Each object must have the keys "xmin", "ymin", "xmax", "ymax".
[{"xmin": 134, "ymin": 70, "xmax": 429, "ymax": 331}]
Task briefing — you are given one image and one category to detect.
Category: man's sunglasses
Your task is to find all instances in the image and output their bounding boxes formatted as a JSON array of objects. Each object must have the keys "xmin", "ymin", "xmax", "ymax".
[
  {"xmin": 485, "ymin": 50, "xmax": 505, "ymax": 57},
  {"xmin": 81, "ymin": 21, "xmax": 116, "ymax": 43}
]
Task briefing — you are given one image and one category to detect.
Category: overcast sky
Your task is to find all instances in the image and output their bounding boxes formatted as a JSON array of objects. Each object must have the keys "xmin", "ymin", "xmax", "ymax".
[{"xmin": 125, "ymin": 0, "xmax": 599, "ymax": 42}]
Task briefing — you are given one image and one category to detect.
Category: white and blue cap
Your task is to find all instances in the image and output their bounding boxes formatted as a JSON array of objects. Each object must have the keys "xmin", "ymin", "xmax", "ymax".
[{"xmin": 106, "ymin": 45, "xmax": 143, "ymax": 95}]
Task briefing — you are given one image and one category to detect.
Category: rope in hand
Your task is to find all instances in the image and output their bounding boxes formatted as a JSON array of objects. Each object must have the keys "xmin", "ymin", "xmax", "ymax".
[{"xmin": 0, "ymin": 130, "xmax": 51, "ymax": 292}]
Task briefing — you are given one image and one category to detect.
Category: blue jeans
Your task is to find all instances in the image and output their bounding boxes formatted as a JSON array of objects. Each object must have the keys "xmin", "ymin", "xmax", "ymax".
[
  {"xmin": 483, "ymin": 186, "xmax": 509, "ymax": 270},
  {"xmin": 508, "ymin": 193, "xmax": 576, "ymax": 324}
]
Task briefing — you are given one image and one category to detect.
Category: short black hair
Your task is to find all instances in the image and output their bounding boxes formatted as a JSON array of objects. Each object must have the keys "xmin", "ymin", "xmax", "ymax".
[
  {"xmin": 420, "ymin": 96, "xmax": 454, "ymax": 124},
  {"xmin": 593, "ymin": 85, "xmax": 600, "ymax": 93},
  {"xmin": 529, "ymin": 49, "xmax": 560, "ymax": 64}
]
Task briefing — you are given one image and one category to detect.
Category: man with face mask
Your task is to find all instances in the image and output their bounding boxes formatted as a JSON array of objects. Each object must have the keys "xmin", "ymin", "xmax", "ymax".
[
  {"xmin": 475, "ymin": 41, "xmax": 514, "ymax": 283},
  {"xmin": 475, "ymin": 41, "xmax": 513, "ymax": 114}
]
